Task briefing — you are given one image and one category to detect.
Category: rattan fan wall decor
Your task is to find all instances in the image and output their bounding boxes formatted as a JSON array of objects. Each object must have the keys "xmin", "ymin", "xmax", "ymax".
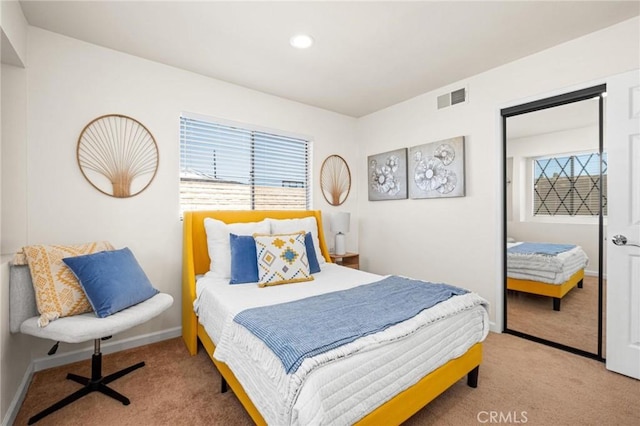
[
  {"xmin": 321, "ymin": 155, "xmax": 351, "ymax": 206},
  {"xmin": 77, "ymin": 114, "xmax": 159, "ymax": 198}
]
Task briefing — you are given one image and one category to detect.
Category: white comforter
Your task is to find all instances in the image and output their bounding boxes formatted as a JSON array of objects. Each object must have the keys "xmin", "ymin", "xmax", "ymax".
[
  {"xmin": 507, "ymin": 242, "xmax": 589, "ymax": 284},
  {"xmin": 195, "ymin": 264, "xmax": 489, "ymax": 425}
]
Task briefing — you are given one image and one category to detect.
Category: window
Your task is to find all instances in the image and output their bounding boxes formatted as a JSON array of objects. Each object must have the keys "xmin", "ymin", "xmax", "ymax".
[
  {"xmin": 533, "ymin": 152, "xmax": 607, "ymax": 216},
  {"xmin": 180, "ymin": 116, "xmax": 311, "ymax": 212}
]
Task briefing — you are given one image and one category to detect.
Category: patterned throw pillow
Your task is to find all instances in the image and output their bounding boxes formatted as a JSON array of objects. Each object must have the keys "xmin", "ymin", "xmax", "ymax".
[
  {"xmin": 254, "ymin": 232, "xmax": 313, "ymax": 287},
  {"xmin": 22, "ymin": 241, "xmax": 115, "ymax": 326}
]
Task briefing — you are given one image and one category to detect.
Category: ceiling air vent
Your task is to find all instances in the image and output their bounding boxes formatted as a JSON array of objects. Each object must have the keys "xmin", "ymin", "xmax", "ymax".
[{"xmin": 437, "ymin": 87, "xmax": 467, "ymax": 109}]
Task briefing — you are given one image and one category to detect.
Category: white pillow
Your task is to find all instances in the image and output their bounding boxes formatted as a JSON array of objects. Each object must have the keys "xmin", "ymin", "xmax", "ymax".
[
  {"xmin": 265, "ymin": 217, "xmax": 326, "ymax": 263},
  {"xmin": 204, "ymin": 218, "xmax": 270, "ymax": 279}
]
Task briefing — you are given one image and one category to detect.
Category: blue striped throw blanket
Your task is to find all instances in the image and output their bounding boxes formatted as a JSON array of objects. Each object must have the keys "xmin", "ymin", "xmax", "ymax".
[
  {"xmin": 508, "ymin": 242, "xmax": 576, "ymax": 256},
  {"xmin": 233, "ymin": 275, "xmax": 468, "ymax": 374}
]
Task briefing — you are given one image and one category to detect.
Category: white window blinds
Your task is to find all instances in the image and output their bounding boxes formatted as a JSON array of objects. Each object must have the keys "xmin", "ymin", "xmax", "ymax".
[{"xmin": 180, "ymin": 116, "xmax": 311, "ymax": 212}]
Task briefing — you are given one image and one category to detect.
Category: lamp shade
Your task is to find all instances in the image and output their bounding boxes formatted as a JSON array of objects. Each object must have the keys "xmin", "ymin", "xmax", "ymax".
[{"xmin": 331, "ymin": 212, "xmax": 350, "ymax": 234}]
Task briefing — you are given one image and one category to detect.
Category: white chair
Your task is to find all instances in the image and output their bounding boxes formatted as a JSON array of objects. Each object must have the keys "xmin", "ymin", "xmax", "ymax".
[{"xmin": 9, "ymin": 263, "xmax": 174, "ymax": 425}]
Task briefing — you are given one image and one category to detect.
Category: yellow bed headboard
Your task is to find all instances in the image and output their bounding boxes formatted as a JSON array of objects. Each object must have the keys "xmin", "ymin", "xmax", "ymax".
[{"xmin": 181, "ymin": 210, "xmax": 331, "ymax": 355}]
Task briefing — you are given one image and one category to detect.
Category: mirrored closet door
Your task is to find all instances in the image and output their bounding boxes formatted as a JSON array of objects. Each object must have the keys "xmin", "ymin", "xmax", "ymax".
[{"xmin": 502, "ymin": 86, "xmax": 606, "ymax": 360}]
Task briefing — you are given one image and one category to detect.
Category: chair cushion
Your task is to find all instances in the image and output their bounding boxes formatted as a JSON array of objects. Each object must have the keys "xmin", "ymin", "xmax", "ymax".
[
  {"xmin": 22, "ymin": 241, "xmax": 115, "ymax": 326},
  {"xmin": 63, "ymin": 247, "xmax": 159, "ymax": 318},
  {"xmin": 9, "ymin": 264, "xmax": 39, "ymax": 333},
  {"xmin": 20, "ymin": 293, "xmax": 174, "ymax": 343}
]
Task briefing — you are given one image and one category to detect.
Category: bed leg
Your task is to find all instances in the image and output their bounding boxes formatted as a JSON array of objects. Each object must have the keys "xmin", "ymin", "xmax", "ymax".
[
  {"xmin": 467, "ymin": 366, "xmax": 479, "ymax": 388},
  {"xmin": 577, "ymin": 279, "xmax": 583, "ymax": 289},
  {"xmin": 221, "ymin": 377, "xmax": 228, "ymax": 394},
  {"xmin": 553, "ymin": 298, "xmax": 561, "ymax": 311}
]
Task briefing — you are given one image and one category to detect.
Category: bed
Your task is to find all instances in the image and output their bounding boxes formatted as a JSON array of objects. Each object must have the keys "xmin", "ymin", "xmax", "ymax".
[
  {"xmin": 506, "ymin": 242, "xmax": 589, "ymax": 311},
  {"xmin": 182, "ymin": 210, "xmax": 489, "ymax": 425}
]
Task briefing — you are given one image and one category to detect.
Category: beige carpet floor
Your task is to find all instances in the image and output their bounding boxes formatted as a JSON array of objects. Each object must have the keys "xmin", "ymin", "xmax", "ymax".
[
  {"xmin": 507, "ymin": 276, "xmax": 604, "ymax": 355},
  {"xmin": 15, "ymin": 333, "xmax": 639, "ymax": 426}
]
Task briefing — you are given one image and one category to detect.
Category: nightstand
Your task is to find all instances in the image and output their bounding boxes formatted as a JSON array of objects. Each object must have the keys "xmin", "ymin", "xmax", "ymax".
[{"xmin": 329, "ymin": 252, "xmax": 359, "ymax": 270}]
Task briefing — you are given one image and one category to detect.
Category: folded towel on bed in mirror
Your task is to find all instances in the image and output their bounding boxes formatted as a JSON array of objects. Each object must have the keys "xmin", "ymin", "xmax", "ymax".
[{"xmin": 507, "ymin": 242, "xmax": 576, "ymax": 256}]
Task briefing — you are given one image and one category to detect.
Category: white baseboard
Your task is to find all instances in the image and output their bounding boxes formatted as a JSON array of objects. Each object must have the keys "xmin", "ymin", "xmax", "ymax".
[
  {"xmin": 584, "ymin": 269, "xmax": 606, "ymax": 279},
  {"xmin": 2, "ymin": 362, "xmax": 34, "ymax": 426},
  {"xmin": 2, "ymin": 327, "xmax": 181, "ymax": 426}
]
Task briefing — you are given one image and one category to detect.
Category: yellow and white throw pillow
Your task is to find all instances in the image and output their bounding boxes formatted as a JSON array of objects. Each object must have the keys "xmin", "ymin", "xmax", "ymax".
[
  {"xmin": 254, "ymin": 232, "xmax": 313, "ymax": 287},
  {"xmin": 21, "ymin": 241, "xmax": 115, "ymax": 326}
]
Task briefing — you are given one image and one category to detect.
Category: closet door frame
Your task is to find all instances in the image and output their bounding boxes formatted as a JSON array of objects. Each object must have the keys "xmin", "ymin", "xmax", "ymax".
[{"xmin": 501, "ymin": 84, "xmax": 606, "ymax": 361}]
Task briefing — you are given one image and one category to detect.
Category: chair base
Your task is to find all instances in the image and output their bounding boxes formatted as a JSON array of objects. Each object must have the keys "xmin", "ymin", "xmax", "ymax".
[{"xmin": 28, "ymin": 347, "xmax": 144, "ymax": 425}]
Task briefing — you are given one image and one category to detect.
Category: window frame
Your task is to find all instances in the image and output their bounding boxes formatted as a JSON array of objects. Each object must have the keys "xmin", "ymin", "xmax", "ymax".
[{"xmin": 179, "ymin": 112, "xmax": 313, "ymax": 213}]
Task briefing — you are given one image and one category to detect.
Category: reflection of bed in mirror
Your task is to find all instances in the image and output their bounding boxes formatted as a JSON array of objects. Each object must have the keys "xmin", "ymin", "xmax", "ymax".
[{"xmin": 506, "ymin": 242, "xmax": 589, "ymax": 311}]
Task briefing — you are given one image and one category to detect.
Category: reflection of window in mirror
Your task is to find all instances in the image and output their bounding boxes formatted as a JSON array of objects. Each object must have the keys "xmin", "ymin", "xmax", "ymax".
[{"xmin": 531, "ymin": 152, "xmax": 607, "ymax": 217}]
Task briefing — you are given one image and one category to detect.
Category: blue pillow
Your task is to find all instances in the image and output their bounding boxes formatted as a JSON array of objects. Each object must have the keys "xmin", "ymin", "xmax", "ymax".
[
  {"xmin": 63, "ymin": 247, "xmax": 159, "ymax": 318},
  {"xmin": 305, "ymin": 232, "xmax": 321, "ymax": 274},
  {"xmin": 229, "ymin": 234, "xmax": 259, "ymax": 284}
]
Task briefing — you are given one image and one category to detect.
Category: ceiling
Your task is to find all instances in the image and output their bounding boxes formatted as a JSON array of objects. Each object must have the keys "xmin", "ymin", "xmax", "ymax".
[{"xmin": 19, "ymin": 1, "xmax": 640, "ymax": 117}]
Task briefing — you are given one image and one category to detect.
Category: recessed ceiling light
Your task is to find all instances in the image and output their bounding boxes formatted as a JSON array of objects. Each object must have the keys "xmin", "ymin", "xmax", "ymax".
[{"xmin": 290, "ymin": 34, "xmax": 314, "ymax": 49}]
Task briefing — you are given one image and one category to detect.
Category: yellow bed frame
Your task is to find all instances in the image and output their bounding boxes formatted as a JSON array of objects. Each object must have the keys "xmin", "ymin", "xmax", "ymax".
[
  {"xmin": 507, "ymin": 268, "xmax": 584, "ymax": 311},
  {"xmin": 182, "ymin": 210, "xmax": 483, "ymax": 425}
]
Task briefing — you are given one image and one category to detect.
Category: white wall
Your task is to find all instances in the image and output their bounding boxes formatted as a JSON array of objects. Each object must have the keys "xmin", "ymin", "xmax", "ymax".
[
  {"xmin": 0, "ymin": 0, "xmax": 28, "ymax": 421},
  {"xmin": 0, "ymin": 0, "xmax": 27, "ymax": 67},
  {"xmin": 507, "ymin": 125, "xmax": 604, "ymax": 276},
  {"xmin": 1, "ymin": 62, "xmax": 26, "ymax": 255},
  {"xmin": 0, "ymin": 26, "xmax": 358, "ymax": 423},
  {"xmin": 0, "ymin": 62, "xmax": 29, "ymax": 424},
  {"xmin": 356, "ymin": 17, "xmax": 639, "ymax": 326}
]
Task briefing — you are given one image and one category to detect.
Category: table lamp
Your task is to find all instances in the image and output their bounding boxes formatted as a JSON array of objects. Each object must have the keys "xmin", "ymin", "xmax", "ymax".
[{"xmin": 331, "ymin": 212, "xmax": 350, "ymax": 255}]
